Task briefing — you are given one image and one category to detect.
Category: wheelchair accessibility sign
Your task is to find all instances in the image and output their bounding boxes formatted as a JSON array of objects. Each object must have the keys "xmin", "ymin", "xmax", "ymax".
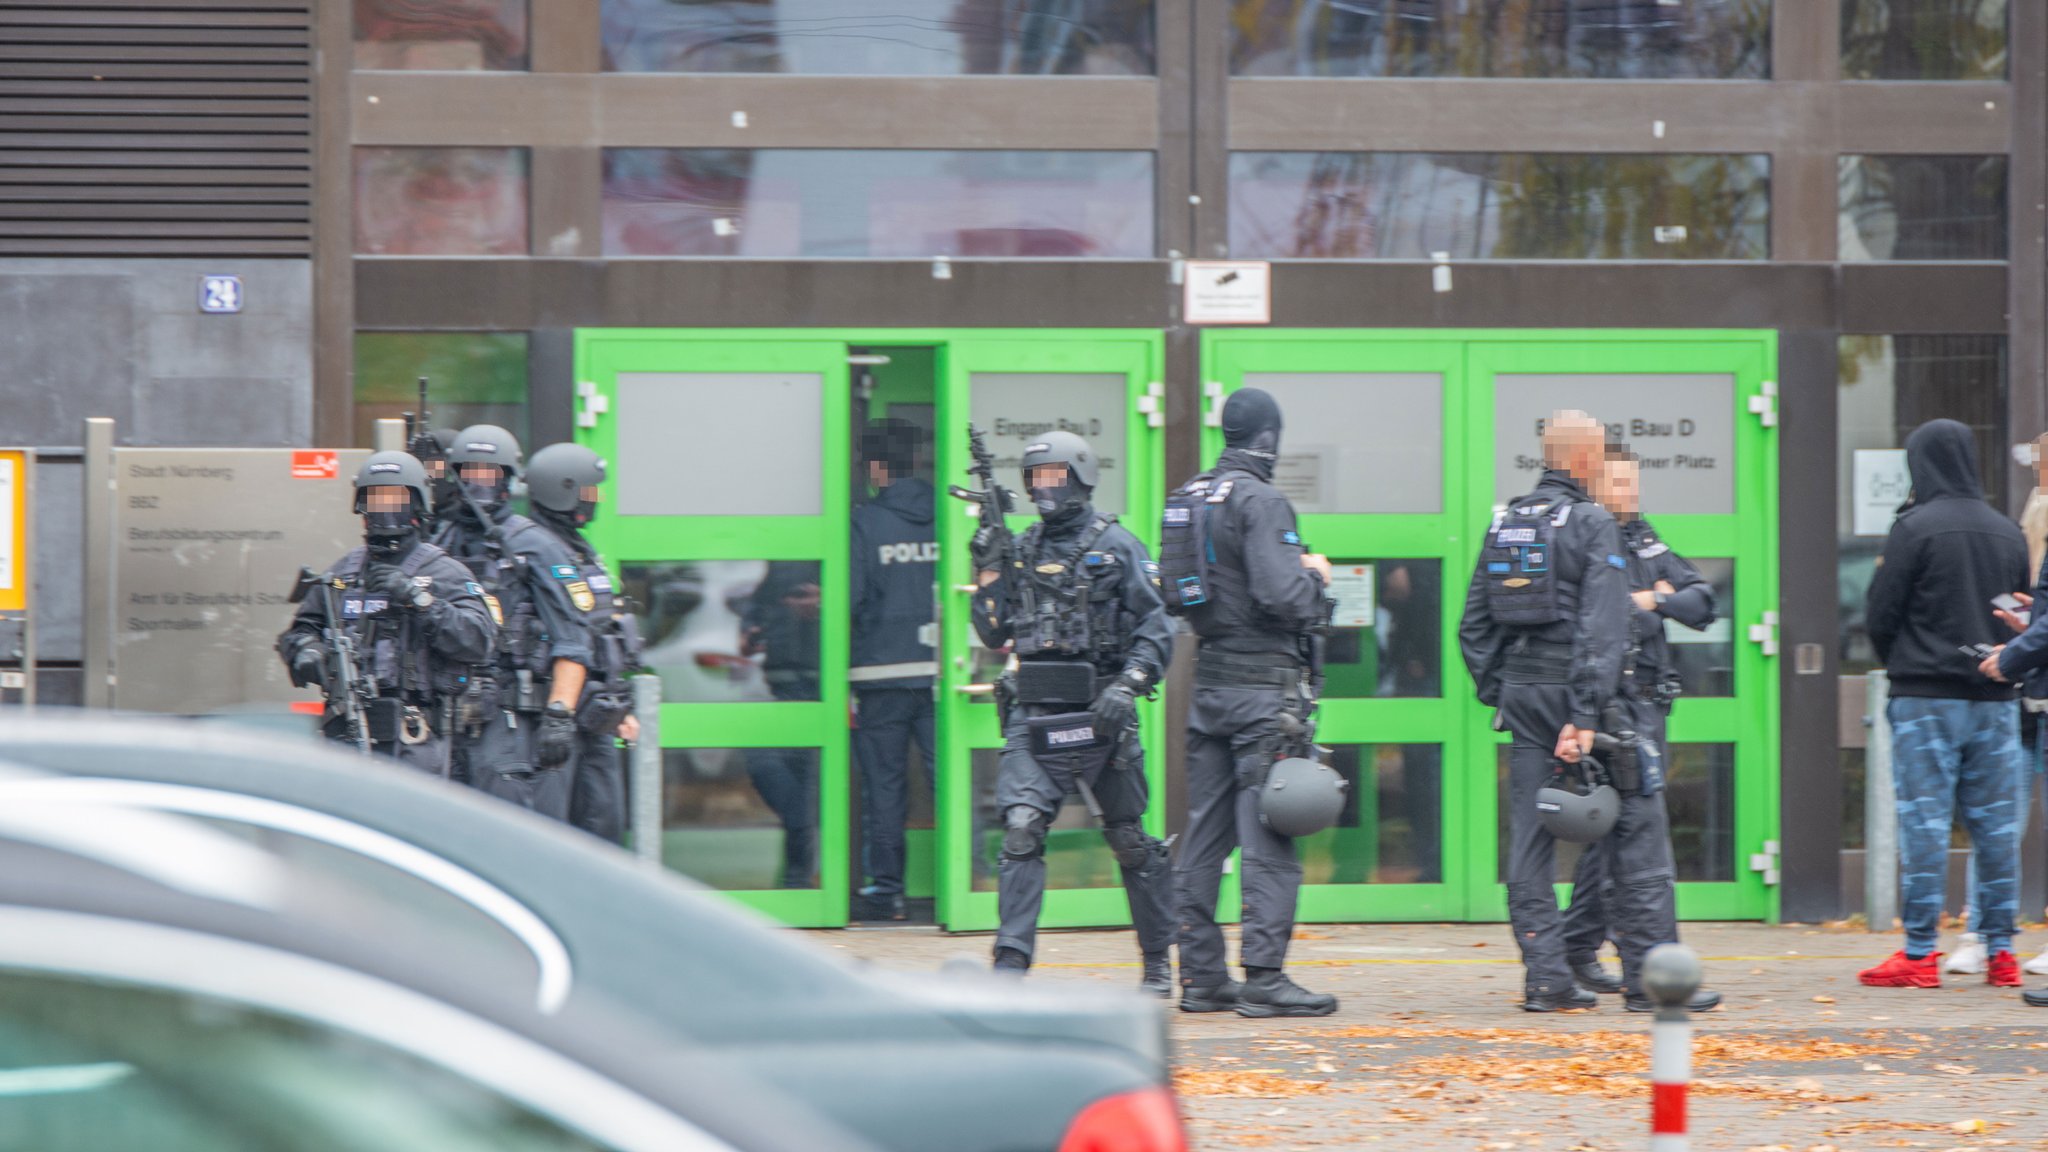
[{"xmin": 199, "ymin": 275, "xmax": 243, "ymax": 314}]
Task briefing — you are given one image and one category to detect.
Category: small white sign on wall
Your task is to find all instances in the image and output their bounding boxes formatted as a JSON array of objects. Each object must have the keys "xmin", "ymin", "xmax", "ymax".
[
  {"xmin": 1853, "ymin": 448, "xmax": 1911, "ymax": 536},
  {"xmin": 1184, "ymin": 261, "xmax": 1271, "ymax": 325}
]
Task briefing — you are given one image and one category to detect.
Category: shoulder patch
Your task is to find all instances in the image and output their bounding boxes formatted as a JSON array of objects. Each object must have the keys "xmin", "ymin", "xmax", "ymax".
[
  {"xmin": 1608, "ymin": 554, "xmax": 1628, "ymax": 569},
  {"xmin": 465, "ymin": 581, "xmax": 484, "ymax": 596},
  {"xmin": 552, "ymin": 563, "xmax": 578, "ymax": 580},
  {"xmin": 1281, "ymin": 530, "xmax": 1301, "ymax": 546}
]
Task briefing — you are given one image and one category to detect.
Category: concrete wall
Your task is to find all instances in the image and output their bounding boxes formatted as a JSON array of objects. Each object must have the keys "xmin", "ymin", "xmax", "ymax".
[{"xmin": 0, "ymin": 258, "xmax": 313, "ymax": 690}]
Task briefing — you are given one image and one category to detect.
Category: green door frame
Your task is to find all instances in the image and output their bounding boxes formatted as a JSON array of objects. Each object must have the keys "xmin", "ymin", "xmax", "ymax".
[{"xmin": 1200, "ymin": 329, "xmax": 1782, "ymax": 923}]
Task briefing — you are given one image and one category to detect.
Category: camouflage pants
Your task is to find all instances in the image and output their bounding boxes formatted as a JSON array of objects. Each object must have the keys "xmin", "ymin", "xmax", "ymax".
[{"xmin": 1887, "ymin": 697, "xmax": 2024, "ymax": 956}]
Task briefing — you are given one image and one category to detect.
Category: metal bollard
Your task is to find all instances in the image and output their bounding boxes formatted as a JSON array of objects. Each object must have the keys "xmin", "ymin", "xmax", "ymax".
[
  {"xmin": 1864, "ymin": 670, "xmax": 1899, "ymax": 931},
  {"xmin": 1643, "ymin": 943, "xmax": 1703, "ymax": 1152},
  {"xmin": 631, "ymin": 673, "xmax": 662, "ymax": 866}
]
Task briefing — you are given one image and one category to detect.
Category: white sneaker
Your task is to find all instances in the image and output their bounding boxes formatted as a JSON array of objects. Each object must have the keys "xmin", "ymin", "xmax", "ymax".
[
  {"xmin": 1946, "ymin": 933, "xmax": 1987, "ymax": 974},
  {"xmin": 2024, "ymin": 944, "xmax": 2048, "ymax": 976}
]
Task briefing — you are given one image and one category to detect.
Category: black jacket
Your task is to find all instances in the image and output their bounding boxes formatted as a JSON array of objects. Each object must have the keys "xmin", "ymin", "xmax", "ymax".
[
  {"xmin": 1867, "ymin": 419, "xmax": 2029, "ymax": 701},
  {"xmin": 1620, "ymin": 517, "xmax": 1715, "ymax": 688},
  {"xmin": 1183, "ymin": 448, "xmax": 1329, "ymax": 661},
  {"xmin": 849, "ymin": 477, "xmax": 938, "ymax": 690},
  {"xmin": 1459, "ymin": 469, "xmax": 1629, "ymax": 730}
]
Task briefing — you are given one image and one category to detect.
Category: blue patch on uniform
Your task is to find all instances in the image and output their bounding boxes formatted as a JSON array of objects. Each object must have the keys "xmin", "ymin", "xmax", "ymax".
[
  {"xmin": 1487, "ymin": 561, "xmax": 1511, "ymax": 573},
  {"xmin": 1281, "ymin": 530, "xmax": 1301, "ymax": 546},
  {"xmin": 465, "ymin": 581, "xmax": 483, "ymax": 596},
  {"xmin": 552, "ymin": 564, "xmax": 578, "ymax": 580},
  {"xmin": 1607, "ymin": 554, "xmax": 1627, "ymax": 569}
]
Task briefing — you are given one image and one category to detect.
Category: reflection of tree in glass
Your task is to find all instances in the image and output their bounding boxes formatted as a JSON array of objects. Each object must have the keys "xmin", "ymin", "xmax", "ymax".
[
  {"xmin": 1841, "ymin": 0, "xmax": 2007, "ymax": 80},
  {"xmin": 355, "ymin": 0, "xmax": 528, "ymax": 71}
]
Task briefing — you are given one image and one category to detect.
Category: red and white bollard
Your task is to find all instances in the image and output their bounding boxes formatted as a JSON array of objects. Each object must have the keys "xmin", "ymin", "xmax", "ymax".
[{"xmin": 1643, "ymin": 943, "xmax": 1703, "ymax": 1152}]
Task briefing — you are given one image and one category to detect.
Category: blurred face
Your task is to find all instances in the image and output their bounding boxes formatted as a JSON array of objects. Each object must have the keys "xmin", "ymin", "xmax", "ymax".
[
  {"xmin": 361, "ymin": 485, "xmax": 415, "ymax": 537},
  {"xmin": 574, "ymin": 483, "xmax": 602, "ymax": 526},
  {"xmin": 1603, "ymin": 458, "xmax": 1641, "ymax": 517},
  {"xmin": 458, "ymin": 461, "xmax": 507, "ymax": 508}
]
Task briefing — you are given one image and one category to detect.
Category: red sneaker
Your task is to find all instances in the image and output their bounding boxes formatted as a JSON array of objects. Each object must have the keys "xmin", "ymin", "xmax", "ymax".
[
  {"xmin": 1859, "ymin": 950, "xmax": 1943, "ymax": 988},
  {"xmin": 1989, "ymin": 950, "xmax": 2022, "ymax": 987}
]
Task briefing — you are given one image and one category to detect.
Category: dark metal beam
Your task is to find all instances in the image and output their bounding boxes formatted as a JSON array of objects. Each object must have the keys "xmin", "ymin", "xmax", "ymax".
[{"xmin": 310, "ymin": 0, "xmax": 350, "ymax": 445}]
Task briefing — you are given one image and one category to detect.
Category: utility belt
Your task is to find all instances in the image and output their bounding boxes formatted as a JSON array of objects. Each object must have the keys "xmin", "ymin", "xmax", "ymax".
[
  {"xmin": 1011, "ymin": 659, "xmax": 1099, "ymax": 705},
  {"xmin": 1501, "ymin": 636, "xmax": 1575, "ymax": 684},
  {"xmin": 1195, "ymin": 648, "xmax": 1303, "ymax": 690}
]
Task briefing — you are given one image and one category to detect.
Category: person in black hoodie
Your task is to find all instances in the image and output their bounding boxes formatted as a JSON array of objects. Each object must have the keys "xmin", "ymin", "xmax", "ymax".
[
  {"xmin": 1861, "ymin": 418, "xmax": 2030, "ymax": 989},
  {"xmin": 848, "ymin": 419, "xmax": 940, "ymax": 921}
]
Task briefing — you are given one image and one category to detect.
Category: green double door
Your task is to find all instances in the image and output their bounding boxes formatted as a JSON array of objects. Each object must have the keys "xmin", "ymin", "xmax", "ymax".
[
  {"xmin": 572, "ymin": 328, "xmax": 1164, "ymax": 928},
  {"xmin": 574, "ymin": 326, "xmax": 1779, "ymax": 928},
  {"xmin": 1202, "ymin": 329, "xmax": 1781, "ymax": 922}
]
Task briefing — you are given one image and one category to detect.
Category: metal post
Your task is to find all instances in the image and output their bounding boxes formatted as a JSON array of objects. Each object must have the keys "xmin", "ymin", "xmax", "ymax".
[
  {"xmin": 1865, "ymin": 670, "xmax": 1898, "ymax": 931},
  {"xmin": 1643, "ymin": 943, "xmax": 1703, "ymax": 1152},
  {"xmin": 631, "ymin": 673, "xmax": 662, "ymax": 866},
  {"xmin": 20, "ymin": 447, "xmax": 32, "ymax": 710},
  {"xmin": 81, "ymin": 418, "xmax": 115, "ymax": 709},
  {"xmin": 373, "ymin": 417, "xmax": 406, "ymax": 453}
]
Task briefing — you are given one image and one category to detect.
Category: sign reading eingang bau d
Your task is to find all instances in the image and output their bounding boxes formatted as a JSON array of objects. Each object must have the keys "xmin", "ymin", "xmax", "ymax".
[
  {"xmin": 112, "ymin": 448, "xmax": 368, "ymax": 713},
  {"xmin": 1493, "ymin": 373, "xmax": 1735, "ymax": 514}
]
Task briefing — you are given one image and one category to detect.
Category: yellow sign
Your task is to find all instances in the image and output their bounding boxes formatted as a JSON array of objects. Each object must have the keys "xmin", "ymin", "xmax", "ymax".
[{"xmin": 0, "ymin": 450, "xmax": 25, "ymax": 613}]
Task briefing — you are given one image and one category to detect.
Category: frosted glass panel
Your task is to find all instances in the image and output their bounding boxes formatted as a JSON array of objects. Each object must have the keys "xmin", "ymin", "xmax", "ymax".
[
  {"xmin": 969, "ymin": 373, "xmax": 1128, "ymax": 515},
  {"xmin": 616, "ymin": 373, "xmax": 821, "ymax": 515},
  {"xmin": 1243, "ymin": 373, "xmax": 1443, "ymax": 513},
  {"xmin": 1493, "ymin": 373, "xmax": 1735, "ymax": 514}
]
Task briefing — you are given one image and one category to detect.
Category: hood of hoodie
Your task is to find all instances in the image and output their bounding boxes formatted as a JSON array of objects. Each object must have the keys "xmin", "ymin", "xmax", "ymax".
[
  {"xmin": 1905, "ymin": 418, "xmax": 1985, "ymax": 505},
  {"xmin": 875, "ymin": 476, "xmax": 936, "ymax": 526}
]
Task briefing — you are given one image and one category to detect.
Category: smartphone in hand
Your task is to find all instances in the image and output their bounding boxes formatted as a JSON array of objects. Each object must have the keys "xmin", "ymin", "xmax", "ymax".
[{"xmin": 1993, "ymin": 593, "xmax": 2032, "ymax": 628}]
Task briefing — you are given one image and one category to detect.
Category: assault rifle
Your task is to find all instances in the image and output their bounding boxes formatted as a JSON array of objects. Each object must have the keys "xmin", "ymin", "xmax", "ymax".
[
  {"xmin": 948, "ymin": 423, "xmax": 1035, "ymax": 622},
  {"xmin": 289, "ymin": 566, "xmax": 374, "ymax": 754}
]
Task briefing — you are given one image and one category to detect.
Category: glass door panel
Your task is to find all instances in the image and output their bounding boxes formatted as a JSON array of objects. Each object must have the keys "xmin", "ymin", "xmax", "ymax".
[
  {"xmin": 935, "ymin": 332, "xmax": 1165, "ymax": 932},
  {"xmin": 575, "ymin": 332, "xmax": 852, "ymax": 927}
]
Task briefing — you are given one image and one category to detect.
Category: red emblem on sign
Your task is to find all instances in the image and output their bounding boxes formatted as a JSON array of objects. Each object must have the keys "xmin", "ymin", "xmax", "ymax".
[{"xmin": 291, "ymin": 450, "xmax": 338, "ymax": 480}]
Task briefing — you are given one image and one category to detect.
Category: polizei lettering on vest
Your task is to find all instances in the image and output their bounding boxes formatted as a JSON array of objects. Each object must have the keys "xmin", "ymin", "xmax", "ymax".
[
  {"xmin": 878, "ymin": 542, "xmax": 940, "ymax": 565},
  {"xmin": 1046, "ymin": 723, "xmax": 1097, "ymax": 746}
]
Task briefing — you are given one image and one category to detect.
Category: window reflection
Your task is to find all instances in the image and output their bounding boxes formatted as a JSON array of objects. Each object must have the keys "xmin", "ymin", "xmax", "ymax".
[
  {"xmin": 1663, "ymin": 557, "xmax": 1733, "ymax": 699},
  {"xmin": 352, "ymin": 332, "xmax": 530, "ymax": 449},
  {"xmin": 1229, "ymin": 0, "xmax": 1769, "ymax": 79},
  {"xmin": 354, "ymin": 147, "xmax": 528, "ymax": 256},
  {"xmin": 622, "ymin": 561, "xmax": 823, "ymax": 703},
  {"xmin": 1230, "ymin": 152, "xmax": 1769, "ymax": 260},
  {"xmin": 1839, "ymin": 155, "xmax": 2008, "ymax": 262},
  {"xmin": 1842, "ymin": 0, "xmax": 2007, "ymax": 80},
  {"xmin": 662, "ymin": 747, "xmax": 820, "ymax": 890},
  {"xmin": 1667, "ymin": 744, "xmax": 1735, "ymax": 881},
  {"xmin": 602, "ymin": 148, "xmax": 1155, "ymax": 258},
  {"xmin": 354, "ymin": 0, "xmax": 529, "ymax": 71},
  {"xmin": 601, "ymin": 0, "xmax": 1154, "ymax": 75},
  {"xmin": 1320, "ymin": 560, "xmax": 1439, "ymax": 700},
  {"xmin": 1299, "ymin": 744, "xmax": 1442, "ymax": 884}
]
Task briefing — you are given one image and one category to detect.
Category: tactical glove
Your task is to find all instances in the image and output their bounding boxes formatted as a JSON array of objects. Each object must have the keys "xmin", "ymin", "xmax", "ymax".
[
  {"xmin": 365, "ymin": 561, "xmax": 432, "ymax": 611},
  {"xmin": 969, "ymin": 525, "xmax": 1004, "ymax": 572},
  {"xmin": 289, "ymin": 643, "xmax": 327, "ymax": 689},
  {"xmin": 537, "ymin": 701, "xmax": 578, "ymax": 767},
  {"xmin": 1091, "ymin": 674, "xmax": 1143, "ymax": 734}
]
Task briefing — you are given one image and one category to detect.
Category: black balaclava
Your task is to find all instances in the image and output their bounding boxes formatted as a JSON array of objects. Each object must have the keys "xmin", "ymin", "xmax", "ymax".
[
  {"xmin": 1221, "ymin": 387, "xmax": 1283, "ymax": 479},
  {"xmin": 1031, "ymin": 466, "xmax": 1091, "ymax": 527},
  {"xmin": 459, "ymin": 463, "xmax": 511, "ymax": 519},
  {"xmin": 361, "ymin": 491, "xmax": 421, "ymax": 560}
]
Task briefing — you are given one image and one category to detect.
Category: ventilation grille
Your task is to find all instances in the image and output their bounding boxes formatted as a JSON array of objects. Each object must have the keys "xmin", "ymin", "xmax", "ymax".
[{"xmin": 0, "ymin": 1, "xmax": 313, "ymax": 257}]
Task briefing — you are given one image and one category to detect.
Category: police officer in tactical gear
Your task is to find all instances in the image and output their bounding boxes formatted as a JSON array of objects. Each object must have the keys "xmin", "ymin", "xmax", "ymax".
[
  {"xmin": 1461, "ymin": 411, "xmax": 1703, "ymax": 1012},
  {"xmin": 1170, "ymin": 387, "xmax": 1340, "ymax": 1018},
  {"xmin": 527, "ymin": 442, "xmax": 644, "ymax": 845},
  {"xmin": 434, "ymin": 424, "xmax": 595, "ymax": 821},
  {"xmin": 849, "ymin": 419, "xmax": 939, "ymax": 920},
  {"xmin": 970, "ymin": 430, "xmax": 1176, "ymax": 995},
  {"xmin": 1559, "ymin": 444, "xmax": 1724, "ymax": 1012},
  {"xmin": 278, "ymin": 451, "xmax": 494, "ymax": 773}
]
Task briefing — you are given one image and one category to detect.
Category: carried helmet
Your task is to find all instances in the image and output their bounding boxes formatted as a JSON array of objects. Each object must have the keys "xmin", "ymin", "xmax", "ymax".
[
  {"xmin": 528, "ymin": 442, "xmax": 607, "ymax": 521},
  {"xmin": 1258, "ymin": 757, "xmax": 1348, "ymax": 838},
  {"xmin": 1535, "ymin": 760, "xmax": 1620, "ymax": 844},
  {"xmin": 448, "ymin": 424, "xmax": 524, "ymax": 477}
]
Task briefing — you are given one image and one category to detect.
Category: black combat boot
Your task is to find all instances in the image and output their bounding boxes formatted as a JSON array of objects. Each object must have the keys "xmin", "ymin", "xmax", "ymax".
[
  {"xmin": 1522, "ymin": 986, "xmax": 1599, "ymax": 1013},
  {"xmin": 1236, "ymin": 968, "xmax": 1338, "ymax": 1018},
  {"xmin": 1139, "ymin": 952, "xmax": 1172, "ymax": 998},
  {"xmin": 1179, "ymin": 979, "xmax": 1242, "ymax": 1014},
  {"xmin": 992, "ymin": 946, "xmax": 1030, "ymax": 977},
  {"xmin": 1623, "ymin": 988, "xmax": 1723, "ymax": 1014},
  {"xmin": 1570, "ymin": 958, "xmax": 1623, "ymax": 995}
]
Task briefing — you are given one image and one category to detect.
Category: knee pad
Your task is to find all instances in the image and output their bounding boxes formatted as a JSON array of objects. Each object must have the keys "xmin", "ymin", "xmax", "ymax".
[
  {"xmin": 1102, "ymin": 821, "xmax": 1159, "ymax": 871},
  {"xmin": 1001, "ymin": 806, "xmax": 1048, "ymax": 862}
]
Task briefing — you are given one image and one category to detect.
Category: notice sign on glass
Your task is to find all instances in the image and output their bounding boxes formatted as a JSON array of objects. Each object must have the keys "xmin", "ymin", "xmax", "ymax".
[
  {"xmin": 1326, "ymin": 563, "xmax": 1376, "ymax": 629},
  {"xmin": 1852, "ymin": 448, "xmax": 1911, "ymax": 537},
  {"xmin": 114, "ymin": 449, "xmax": 370, "ymax": 713}
]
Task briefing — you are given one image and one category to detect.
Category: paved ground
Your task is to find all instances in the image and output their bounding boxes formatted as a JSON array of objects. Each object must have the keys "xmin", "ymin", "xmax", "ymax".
[{"xmin": 812, "ymin": 921, "xmax": 2048, "ymax": 1151}]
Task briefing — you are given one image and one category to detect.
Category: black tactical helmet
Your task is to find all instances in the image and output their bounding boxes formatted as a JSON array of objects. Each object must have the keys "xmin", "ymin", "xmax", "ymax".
[
  {"xmin": 527, "ymin": 442, "xmax": 606, "ymax": 515},
  {"xmin": 448, "ymin": 424, "xmax": 524, "ymax": 478},
  {"xmin": 1536, "ymin": 760, "xmax": 1620, "ymax": 844},
  {"xmin": 1019, "ymin": 430, "xmax": 1099, "ymax": 490},
  {"xmin": 1258, "ymin": 757, "xmax": 1349, "ymax": 838},
  {"xmin": 352, "ymin": 450, "xmax": 430, "ymax": 514}
]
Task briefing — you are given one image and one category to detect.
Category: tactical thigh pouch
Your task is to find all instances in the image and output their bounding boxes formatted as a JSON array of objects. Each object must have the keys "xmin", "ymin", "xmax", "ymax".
[
  {"xmin": 364, "ymin": 697, "xmax": 404, "ymax": 745},
  {"xmin": 1026, "ymin": 711, "xmax": 1112, "ymax": 759},
  {"xmin": 576, "ymin": 688, "xmax": 630, "ymax": 736},
  {"xmin": 1015, "ymin": 661, "xmax": 1095, "ymax": 706}
]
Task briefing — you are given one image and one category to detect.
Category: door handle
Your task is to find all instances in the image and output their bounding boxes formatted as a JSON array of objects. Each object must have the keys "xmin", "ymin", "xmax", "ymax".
[
  {"xmin": 955, "ymin": 683, "xmax": 995, "ymax": 696},
  {"xmin": 952, "ymin": 584, "xmax": 981, "ymax": 594}
]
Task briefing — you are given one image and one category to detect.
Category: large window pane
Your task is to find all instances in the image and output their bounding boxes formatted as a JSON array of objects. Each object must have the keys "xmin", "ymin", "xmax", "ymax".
[
  {"xmin": 1320, "ymin": 559, "xmax": 1440, "ymax": 700},
  {"xmin": 1231, "ymin": 0, "xmax": 1769, "ymax": 79},
  {"xmin": 1300, "ymin": 744, "xmax": 1442, "ymax": 884},
  {"xmin": 1494, "ymin": 373, "xmax": 1738, "ymax": 513},
  {"xmin": 602, "ymin": 149, "xmax": 1154, "ymax": 258},
  {"xmin": 602, "ymin": 0, "xmax": 1155, "ymax": 75},
  {"xmin": 355, "ymin": 0, "xmax": 529, "ymax": 71},
  {"xmin": 969, "ymin": 373, "xmax": 1128, "ymax": 514},
  {"xmin": 662, "ymin": 747, "xmax": 821, "ymax": 889},
  {"xmin": 614, "ymin": 373, "xmax": 823, "ymax": 515},
  {"xmin": 1667, "ymin": 743, "xmax": 1735, "ymax": 881},
  {"xmin": 1666, "ymin": 557, "xmax": 1735, "ymax": 699},
  {"xmin": 1244, "ymin": 373, "xmax": 1443, "ymax": 513},
  {"xmin": 1836, "ymin": 335, "xmax": 2008, "ymax": 672},
  {"xmin": 1231, "ymin": 153, "xmax": 1769, "ymax": 260},
  {"xmin": 624, "ymin": 560, "xmax": 824, "ymax": 703},
  {"xmin": 352, "ymin": 332, "xmax": 530, "ymax": 449},
  {"xmin": 1840, "ymin": 155, "xmax": 2007, "ymax": 262},
  {"xmin": 354, "ymin": 147, "xmax": 529, "ymax": 256},
  {"xmin": 1842, "ymin": 0, "xmax": 2007, "ymax": 80}
]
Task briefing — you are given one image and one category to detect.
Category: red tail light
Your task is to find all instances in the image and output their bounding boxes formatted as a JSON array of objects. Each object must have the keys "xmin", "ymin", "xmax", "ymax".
[{"xmin": 1057, "ymin": 1086, "xmax": 1187, "ymax": 1152}]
